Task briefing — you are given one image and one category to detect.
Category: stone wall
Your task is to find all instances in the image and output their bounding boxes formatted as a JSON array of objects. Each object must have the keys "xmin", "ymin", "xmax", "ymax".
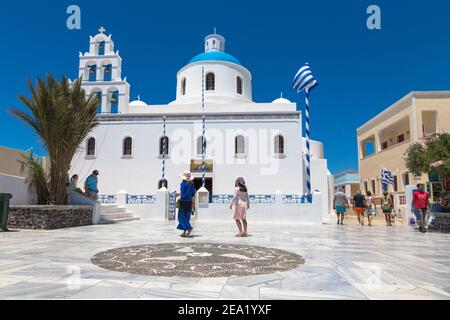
[{"xmin": 8, "ymin": 205, "xmax": 93, "ymax": 230}]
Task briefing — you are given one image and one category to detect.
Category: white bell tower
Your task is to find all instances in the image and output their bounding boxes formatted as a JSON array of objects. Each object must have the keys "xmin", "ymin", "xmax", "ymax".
[
  {"xmin": 204, "ymin": 29, "xmax": 225, "ymax": 52},
  {"xmin": 78, "ymin": 27, "xmax": 130, "ymax": 114}
]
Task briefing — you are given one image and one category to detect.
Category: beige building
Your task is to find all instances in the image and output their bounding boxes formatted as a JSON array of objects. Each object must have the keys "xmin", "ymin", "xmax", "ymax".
[
  {"xmin": 0, "ymin": 146, "xmax": 30, "ymax": 177},
  {"xmin": 357, "ymin": 91, "xmax": 450, "ymax": 198}
]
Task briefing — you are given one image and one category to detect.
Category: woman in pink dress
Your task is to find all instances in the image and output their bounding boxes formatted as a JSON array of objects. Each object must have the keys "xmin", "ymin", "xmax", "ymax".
[{"xmin": 230, "ymin": 177, "xmax": 250, "ymax": 237}]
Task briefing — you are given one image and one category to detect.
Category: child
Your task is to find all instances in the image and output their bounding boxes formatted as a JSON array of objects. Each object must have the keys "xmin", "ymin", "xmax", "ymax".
[
  {"xmin": 381, "ymin": 191, "xmax": 394, "ymax": 226},
  {"xmin": 365, "ymin": 191, "xmax": 376, "ymax": 227}
]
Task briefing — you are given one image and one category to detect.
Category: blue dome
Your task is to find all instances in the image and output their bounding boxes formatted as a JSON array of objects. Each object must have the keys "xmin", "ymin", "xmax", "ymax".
[{"xmin": 189, "ymin": 51, "xmax": 241, "ymax": 65}]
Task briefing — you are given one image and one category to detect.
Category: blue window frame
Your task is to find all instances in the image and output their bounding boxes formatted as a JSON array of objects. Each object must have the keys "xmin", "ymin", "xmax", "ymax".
[
  {"xmin": 98, "ymin": 41, "xmax": 105, "ymax": 55},
  {"xmin": 89, "ymin": 65, "xmax": 97, "ymax": 82},
  {"xmin": 103, "ymin": 64, "xmax": 112, "ymax": 81},
  {"xmin": 110, "ymin": 91, "xmax": 119, "ymax": 113}
]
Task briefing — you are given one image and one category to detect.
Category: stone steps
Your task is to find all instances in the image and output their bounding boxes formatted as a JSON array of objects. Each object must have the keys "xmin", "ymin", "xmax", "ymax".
[
  {"xmin": 99, "ymin": 216, "xmax": 140, "ymax": 224},
  {"xmin": 99, "ymin": 204, "xmax": 139, "ymax": 224},
  {"xmin": 100, "ymin": 206, "xmax": 129, "ymax": 214}
]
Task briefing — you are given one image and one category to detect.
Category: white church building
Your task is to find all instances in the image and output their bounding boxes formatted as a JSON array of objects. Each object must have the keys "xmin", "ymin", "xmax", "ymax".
[{"xmin": 70, "ymin": 28, "xmax": 334, "ymax": 223}]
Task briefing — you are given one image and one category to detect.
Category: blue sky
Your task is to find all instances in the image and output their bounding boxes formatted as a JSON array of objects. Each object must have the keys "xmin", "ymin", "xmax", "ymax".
[{"xmin": 0, "ymin": 0, "xmax": 449, "ymax": 174}]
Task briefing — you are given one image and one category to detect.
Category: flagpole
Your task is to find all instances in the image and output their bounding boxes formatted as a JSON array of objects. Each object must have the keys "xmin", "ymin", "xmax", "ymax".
[
  {"xmin": 161, "ymin": 116, "xmax": 167, "ymax": 188},
  {"xmin": 201, "ymin": 66, "xmax": 206, "ymax": 188},
  {"xmin": 305, "ymin": 87, "xmax": 312, "ymax": 198},
  {"xmin": 292, "ymin": 63, "xmax": 317, "ymax": 203}
]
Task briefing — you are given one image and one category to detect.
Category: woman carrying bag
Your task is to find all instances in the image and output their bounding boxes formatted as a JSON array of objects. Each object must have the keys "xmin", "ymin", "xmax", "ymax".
[{"xmin": 177, "ymin": 171, "xmax": 196, "ymax": 237}]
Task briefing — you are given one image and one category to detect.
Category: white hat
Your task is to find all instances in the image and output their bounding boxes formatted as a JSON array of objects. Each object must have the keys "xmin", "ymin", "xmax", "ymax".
[{"xmin": 179, "ymin": 170, "xmax": 194, "ymax": 181}]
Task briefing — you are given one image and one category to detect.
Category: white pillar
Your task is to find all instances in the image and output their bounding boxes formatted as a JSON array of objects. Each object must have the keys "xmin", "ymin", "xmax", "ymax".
[
  {"xmin": 405, "ymin": 185, "xmax": 416, "ymax": 225},
  {"xmin": 411, "ymin": 97, "xmax": 419, "ymax": 143},
  {"xmin": 275, "ymin": 190, "xmax": 283, "ymax": 204},
  {"xmin": 345, "ymin": 184, "xmax": 352, "ymax": 198},
  {"xmin": 92, "ymin": 201, "xmax": 101, "ymax": 225},
  {"xmin": 157, "ymin": 187, "xmax": 169, "ymax": 221},
  {"xmin": 196, "ymin": 186, "xmax": 209, "ymax": 208},
  {"xmin": 117, "ymin": 190, "xmax": 128, "ymax": 206}
]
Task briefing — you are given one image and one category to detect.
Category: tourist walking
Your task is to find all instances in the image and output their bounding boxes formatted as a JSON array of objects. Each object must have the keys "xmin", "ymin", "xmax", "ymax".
[
  {"xmin": 412, "ymin": 183, "xmax": 431, "ymax": 233},
  {"xmin": 230, "ymin": 177, "xmax": 250, "ymax": 237},
  {"xmin": 177, "ymin": 171, "xmax": 196, "ymax": 238},
  {"xmin": 85, "ymin": 170, "xmax": 99, "ymax": 200},
  {"xmin": 381, "ymin": 191, "xmax": 394, "ymax": 226},
  {"xmin": 333, "ymin": 188, "xmax": 348, "ymax": 225},
  {"xmin": 365, "ymin": 191, "xmax": 376, "ymax": 226},
  {"xmin": 352, "ymin": 190, "xmax": 366, "ymax": 226}
]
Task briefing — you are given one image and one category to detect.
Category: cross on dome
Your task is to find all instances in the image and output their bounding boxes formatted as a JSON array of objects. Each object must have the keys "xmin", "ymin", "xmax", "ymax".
[{"xmin": 99, "ymin": 26, "xmax": 106, "ymax": 34}]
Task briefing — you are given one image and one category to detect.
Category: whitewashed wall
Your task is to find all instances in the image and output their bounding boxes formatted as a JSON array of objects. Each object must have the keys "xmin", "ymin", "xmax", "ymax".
[
  {"xmin": 0, "ymin": 173, "xmax": 33, "ymax": 205},
  {"xmin": 70, "ymin": 117, "xmax": 306, "ymax": 196},
  {"xmin": 175, "ymin": 61, "xmax": 252, "ymax": 105}
]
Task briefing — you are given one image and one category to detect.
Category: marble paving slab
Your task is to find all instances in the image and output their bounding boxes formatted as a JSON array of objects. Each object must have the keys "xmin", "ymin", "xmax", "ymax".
[{"xmin": 0, "ymin": 220, "xmax": 448, "ymax": 300}]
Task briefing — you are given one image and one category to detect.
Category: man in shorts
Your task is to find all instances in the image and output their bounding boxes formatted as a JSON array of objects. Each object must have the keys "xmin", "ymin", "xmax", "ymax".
[
  {"xmin": 412, "ymin": 183, "xmax": 431, "ymax": 233},
  {"xmin": 353, "ymin": 190, "xmax": 366, "ymax": 226},
  {"xmin": 334, "ymin": 188, "xmax": 349, "ymax": 225}
]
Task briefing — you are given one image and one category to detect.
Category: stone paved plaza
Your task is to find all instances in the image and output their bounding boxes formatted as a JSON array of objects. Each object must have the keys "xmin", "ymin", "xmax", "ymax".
[{"xmin": 0, "ymin": 218, "xmax": 449, "ymax": 300}]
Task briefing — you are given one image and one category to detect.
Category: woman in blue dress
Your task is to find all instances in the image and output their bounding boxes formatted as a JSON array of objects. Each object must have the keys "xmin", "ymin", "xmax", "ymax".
[{"xmin": 177, "ymin": 171, "xmax": 196, "ymax": 237}]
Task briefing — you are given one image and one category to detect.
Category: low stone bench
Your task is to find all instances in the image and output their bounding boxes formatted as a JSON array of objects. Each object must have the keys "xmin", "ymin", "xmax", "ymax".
[
  {"xmin": 429, "ymin": 212, "xmax": 450, "ymax": 233},
  {"xmin": 8, "ymin": 205, "xmax": 93, "ymax": 230}
]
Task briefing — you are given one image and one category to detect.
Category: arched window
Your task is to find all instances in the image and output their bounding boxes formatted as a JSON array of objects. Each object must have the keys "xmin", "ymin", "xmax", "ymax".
[
  {"xmin": 103, "ymin": 64, "xmax": 112, "ymax": 81},
  {"xmin": 88, "ymin": 65, "xmax": 97, "ymax": 82},
  {"xmin": 159, "ymin": 136, "xmax": 169, "ymax": 156},
  {"xmin": 86, "ymin": 137, "xmax": 96, "ymax": 156},
  {"xmin": 274, "ymin": 135, "xmax": 285, "ymax": 155},
  {"xmin": 109, "ymin": 90, "xmax": 119, "ymax": 113},
  {"xmin": 197, "ymin": 136, "xmax": 206, "ymax": 155},
  {"xmin": 206, "ymin": 72, "xmax": 215, "ymax": 91},
  {"xmin": 158, "ymin": 179, "xmax": 168, "ymax": 189},
  {"xmin": 235, "ymin": 135, "xmax": 245, "ymax": 155},
  {"xmin": 236, "ymin": 76, "xmax": 243, "ymax": 95},
  {"xmin": 92, "ymin": 90, "xmax": 102, "ymax": 113},
  {"xmin": 98, "ymin": 41, "xmax": 105, "ymax": 55},
  {"xmin": 181, "ymin": 78, "xmax": 186, "ymax": 95},
  {"xmin": 123, "ymin": 137, "xmax": 133, "ymax": 156}
]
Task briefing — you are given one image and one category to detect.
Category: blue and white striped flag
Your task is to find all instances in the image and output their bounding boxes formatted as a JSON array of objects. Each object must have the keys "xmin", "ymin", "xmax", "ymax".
[
  {"xmin": 381, "ymin": 168, "xmax": 394, "ymax": 186},
  {"xmin": 292, "ymin": 63, "xmax": 319, "ymax": 200},
  {"xmin": 292, "ymin": 63, "xmax": 318, "ymax": 93}
]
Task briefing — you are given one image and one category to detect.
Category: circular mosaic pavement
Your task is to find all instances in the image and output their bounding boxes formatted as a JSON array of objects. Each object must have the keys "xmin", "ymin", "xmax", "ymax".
[{"xmin": 91, "ymin": 243, "xmax": 305, "ymax": 277}]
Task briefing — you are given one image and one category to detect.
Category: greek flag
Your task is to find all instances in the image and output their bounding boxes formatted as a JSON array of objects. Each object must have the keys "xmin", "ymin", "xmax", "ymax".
[
  {"xmin": 292, "ymin": 63, "xmax": 318, "ymax": 93},
  {"xmin": 381, "ymin": 168, "xmax": 394, "ymax": 186}
]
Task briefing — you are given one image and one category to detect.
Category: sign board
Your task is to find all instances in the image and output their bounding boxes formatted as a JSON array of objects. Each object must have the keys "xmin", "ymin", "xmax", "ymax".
[
  {"xmin": 428, "ymin": 172, "xmax": 440, "ymax": 182},
  {"xmin": 190, "ymin": 159, "xmax": 213, "ymax": 173}
]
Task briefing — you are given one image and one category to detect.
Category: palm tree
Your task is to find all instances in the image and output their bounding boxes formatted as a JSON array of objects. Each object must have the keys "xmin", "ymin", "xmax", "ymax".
[
  {"xmin": 19, "ymin": 151, "xmax": 51, "ymax": 205},
  {"xmin": 10, "ymin": 75, "xmax": 99, "ymax": 205}
]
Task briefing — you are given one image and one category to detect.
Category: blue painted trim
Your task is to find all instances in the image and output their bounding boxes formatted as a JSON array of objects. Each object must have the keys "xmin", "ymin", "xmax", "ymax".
[
  {"xmin": 98, "ymin": 195, "xmax": 117, "ymax": 204},
  {"xmin": 88, "ymin": 65, "xmax": 97, "ymax": 82},
  {"xmin": 103, "ymin": 64, "xmax": 112, "ymax": 81},
  {"xmin": 110, "ymin": 91, "xmax": 119, "ymax": 113},
  {"xmin": 126, "ymin": 195, "xmax": 156, "ymax": 204},
  {"xmin": 98, "ymin": 41, "xmax": 105, "ymax": 55}
]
